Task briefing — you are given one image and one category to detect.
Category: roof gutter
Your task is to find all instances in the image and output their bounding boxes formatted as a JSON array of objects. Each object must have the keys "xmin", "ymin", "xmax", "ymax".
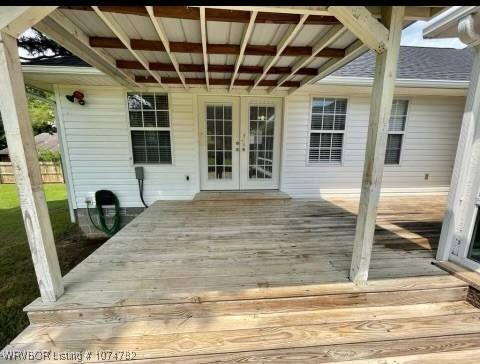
[
  {"xmin": 22, "ymin": 65, "xmax": 102, "ymax": 75},
  {"xmin": 423, "ymin": 6, "xmax": 480, "ymax": 39},
  {"xmin": 318, "ymin": 76, "xmax": 469, "ymax": 89}
]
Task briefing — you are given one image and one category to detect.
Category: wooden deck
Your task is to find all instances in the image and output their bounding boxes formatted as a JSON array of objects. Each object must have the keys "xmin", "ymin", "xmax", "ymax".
[{"xmin": 3, "ymin": 195, "xmax": 480, "ymax": 363}]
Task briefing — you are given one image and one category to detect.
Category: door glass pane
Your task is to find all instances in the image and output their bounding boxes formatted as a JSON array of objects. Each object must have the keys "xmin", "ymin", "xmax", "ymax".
[
  {"xmin": 468, "ymin": 208, "xmax": 480, "ymax": 263},
  {"xmin": 248, "ymin": 105, "xmax": 274, "ymax": 179},
  {"xmin": 206, "ymin": 104, "xmax": 233, "ymax": 180}
]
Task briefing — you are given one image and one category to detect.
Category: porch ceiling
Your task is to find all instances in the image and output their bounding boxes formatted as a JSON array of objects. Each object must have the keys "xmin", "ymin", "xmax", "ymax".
[{"xmin": 33, "ymin": 6, "xmax": 446, "ymax": 94}]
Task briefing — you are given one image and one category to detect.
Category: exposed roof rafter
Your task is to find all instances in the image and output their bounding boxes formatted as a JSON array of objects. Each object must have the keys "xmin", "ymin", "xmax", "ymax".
[
  {"xmin": 92, "ymin": 6, "xmax": 165, "ymax": 87},
  {"xmin": 146, "ymin": 6, "xmax": 187, "ymax": 89},
  {"xmin": 199, "ymin": 7, "xmax": 209, "ymax": 90},
  {"xmin": 230, "ymin": 11, "xmax": 257, "ymax": 91},
  {"xmin": 271, "ymin": 24, "xmax": 348, "ymax": 92},
  {"xmin": 251, "ymin": 13, "xmax": 309, "ymax": 92}
]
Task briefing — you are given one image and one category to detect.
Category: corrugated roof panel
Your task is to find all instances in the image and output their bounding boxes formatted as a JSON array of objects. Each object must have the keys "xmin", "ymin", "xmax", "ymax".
[
  {"xmin": 140, "ymin": 51, "xmax": 171, "ymax": 64},
  {"xmin": 210, "ymin": 72, "xmax": 229, "ymax": 79},
  {"xmin": 61, "ymin": 9, "xmax": 116, "ymax": 37},
  {"xmin": 307, "ymin": 57, "xmax": 329, "ymax": 69},
  {"xmin": 275, "ymin": 56, "xmax": 296, "ymax": 67},
  {"xmin": 158, "ymin": 18, "xmax": 201, "ymax": 43},
  {"xmin": 330, "ymin": 30, "xmax": 357, "ymax": 49},
  {"xmin": 249, "ymin": 23, "xmax": 286, "ymax": 45},
  {"xmin": 108, "ymin": 13, "xmax": 155, "ymax": 39},
  {"xmin": 158, "ymin": 71, "xmax": 178, "ymax": 78},
  {"xmin": 103, "ymin": 48, "xmax": 136, "ymax": 61},
  {"xmin": 206, "ymin": 21, "xmax": 243, "ymax": 45},
  {"xmin": 291, "ymin": 24, "xmax": 329, "ymax": 46},
  {"xmin": 242, "ymin": 55, "xmax": 264, "ymax": 67}
]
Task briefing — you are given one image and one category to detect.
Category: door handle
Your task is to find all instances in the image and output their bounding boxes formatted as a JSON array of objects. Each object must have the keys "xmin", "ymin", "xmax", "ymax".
[{"xmin": 241, "ymin": 133, "xmax": 246, "ymax": 151}]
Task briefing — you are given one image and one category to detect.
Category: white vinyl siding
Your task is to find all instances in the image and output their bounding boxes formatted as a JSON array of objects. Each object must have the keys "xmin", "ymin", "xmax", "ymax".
[
  {"xmin": 56, "ymin": 86, "xmax": 199, "ymax": 207},
  {"xmin": 385, "ymin": 99, "xmax": 408, "ymax": 165},
  {"xmin": 282, "ymin": 93, "xmax": 464, "ymax": 197},
  {"xmin": 308, "ymin": 97, "xmax": 347, "ymax": 163}
]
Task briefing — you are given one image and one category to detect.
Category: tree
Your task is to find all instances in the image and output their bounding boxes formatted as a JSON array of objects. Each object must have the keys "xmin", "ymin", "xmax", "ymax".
[{"xmin": 17, "ymin": 28, "xmax": 72, "ymax": 62}]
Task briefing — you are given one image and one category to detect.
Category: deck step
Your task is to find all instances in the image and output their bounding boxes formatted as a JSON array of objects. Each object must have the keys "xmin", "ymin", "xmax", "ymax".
[
  {"xmin": 6, "ymin": 300, "xmax": 480, "ymax": 363},
  {"xmin": 27, "ymin": 285, "xmax": 468, "ymax": 325}
]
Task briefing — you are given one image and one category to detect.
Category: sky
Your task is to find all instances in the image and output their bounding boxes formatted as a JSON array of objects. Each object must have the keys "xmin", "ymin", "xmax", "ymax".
[
  {"xmin": 400, "ymin": 21, "xmax": 466, "ymax": 48},
  {"xmin": 19, "ymin": 21, "xmax": 466, "ymax": 59}
]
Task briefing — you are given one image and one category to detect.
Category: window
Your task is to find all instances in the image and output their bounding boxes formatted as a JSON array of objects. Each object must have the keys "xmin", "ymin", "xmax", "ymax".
[
  {"xmin": 309, "ymin": 97, "xmax": 347, "ymax": 163},
  {"xmin": 385, "ymin": 99, "xmax": 408, "ymax": 165},
  {"xmin": 127, "ymin": 92, "xmax": 172, "ymax": 164}
]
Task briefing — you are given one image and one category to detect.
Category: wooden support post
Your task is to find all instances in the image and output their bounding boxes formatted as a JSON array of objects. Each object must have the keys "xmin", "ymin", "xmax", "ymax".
[
  {"xmin": 0, "ymin": 31, "xmax": 63, "ymax": 302},
  {"xmin": 437, "ymin": 45, "xmax": 480, "ymax": 261},
  {"xmin": 349, "ymin": 7, "xmax": 404, "ymax": 286}
]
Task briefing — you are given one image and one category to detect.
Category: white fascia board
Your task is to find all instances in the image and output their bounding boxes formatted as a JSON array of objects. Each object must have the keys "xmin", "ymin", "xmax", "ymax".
[
  {"xmin": 318, "ymin": 76, "xmax": 469, "ymax": 89},
  {"xmin": 22, "ymin": 65, "xmax": 103, "ymax": 75},
  {"xmin": 423, "ymin": 6, "xmax": 480, "ymax": 39}
]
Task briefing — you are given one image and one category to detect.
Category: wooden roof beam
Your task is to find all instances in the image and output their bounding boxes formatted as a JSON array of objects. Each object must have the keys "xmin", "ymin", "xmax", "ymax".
[
  {"xmin": 328, "ymin": 6, "xmax": 389, "ymax": 54},
  {"xmin": 136, "ymin": 75, "xmax": 300, "ymax": 87},
  {"xmin": 146, "ymin": 6, "xmax": 187, "ymax": 89},
  {"xmin": 59, "ymin": 6, "xmax": 339, "ymax": 25},
  {"xmin": 89, "ymin": 37, "xmax": 346, "ymax": 58},
  {"xmin": 271, "ymin": 24, "xmax": 348, "ymax": 92},
  {"xmin": 0, "ymin": 6, "xmax": 57, "ymax": 37},
  {"xmin": 199, "ymin": 7, "xmax": 209, "ymax": 90},
  {"xmin": 251, "ymin": 13, "xmax": 308, "ymax": 91},
  {"xmin": 116, "ymin": 60, "xmax": 318, "ymax": 75},
  {"xmin": 92, "ymin": 6, "xmax": 164, "ymax": 88},
  {"xmin": 230, "ymin": 11, "xmax": 257, "ymax": 91}
]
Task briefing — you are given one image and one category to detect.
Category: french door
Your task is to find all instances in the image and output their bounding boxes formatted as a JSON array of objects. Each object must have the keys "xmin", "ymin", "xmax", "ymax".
[{"xmin": 198, "ymin": 96, "xmax": 282, "ymax": 190}]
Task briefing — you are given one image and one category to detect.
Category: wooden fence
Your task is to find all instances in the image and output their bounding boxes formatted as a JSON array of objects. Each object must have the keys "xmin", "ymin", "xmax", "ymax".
[{"xmin": 0, "ymin": 161, "xmax": 64, "ymax": 184}]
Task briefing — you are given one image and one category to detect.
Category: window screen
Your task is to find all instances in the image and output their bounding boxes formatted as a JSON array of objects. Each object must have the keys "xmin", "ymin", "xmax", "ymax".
[
  {"xmin": 127, "ymin": 92, "xmax": 172, "ymax": 164},
  {"xmin": 385, "ymin": 100, "xmax": 408, "ymax": 165},
  {"xmin": 309, "ymin": 98, "xmax": 347, "ymax": 163}
]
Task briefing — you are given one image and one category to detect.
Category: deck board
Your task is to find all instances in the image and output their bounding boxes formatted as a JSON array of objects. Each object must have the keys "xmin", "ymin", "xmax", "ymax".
[{"xmin": 26, "ymin": 196, "xmax": 450, "ymax": 311}]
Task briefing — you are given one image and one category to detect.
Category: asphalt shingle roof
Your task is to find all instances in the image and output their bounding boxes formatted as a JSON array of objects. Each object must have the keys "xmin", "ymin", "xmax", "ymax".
[
  {"xmin": 331, "ymin": 46, "xmax": 474, "ymax": 81},
  {"xmin": 22, "ymin": 55, "xmax": 90, "ymax": 67}
]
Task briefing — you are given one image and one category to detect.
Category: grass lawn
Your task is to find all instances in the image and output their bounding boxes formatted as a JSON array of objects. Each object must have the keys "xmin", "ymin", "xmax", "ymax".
[{"xmin": 0, "ymin": 184, "xmax": 105, "ymax": 348}]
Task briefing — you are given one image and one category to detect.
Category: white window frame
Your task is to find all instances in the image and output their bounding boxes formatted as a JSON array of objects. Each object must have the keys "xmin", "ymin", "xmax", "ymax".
[
  {"xmin": 385, "ymin": 99, "xmax": 409, "ymax": 166},
  {"xmin": 307, "ymin": 96, "xmax": 348, "ymax": 165},
  {"xmin": 126, "ymin": 91, "xmax": 174, "ymax": 165}
]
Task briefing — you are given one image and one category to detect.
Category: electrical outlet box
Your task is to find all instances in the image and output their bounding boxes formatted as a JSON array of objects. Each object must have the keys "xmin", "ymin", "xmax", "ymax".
[{"xmin": 85, "ymin": 192, "xmax": 95, "ymax": 205}]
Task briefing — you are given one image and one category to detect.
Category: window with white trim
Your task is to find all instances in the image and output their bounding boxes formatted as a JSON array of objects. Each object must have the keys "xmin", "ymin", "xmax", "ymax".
[
  {"xmin": 308, "ymin": 97, "xmax": 347, "ymax": 163},
  {"xmin": 127, "ymin": 92, "xmax": 172, "ymax": 164},
  {"xmin": 385, "ymin": 99, "xmax": 408, "ymax": 165}
]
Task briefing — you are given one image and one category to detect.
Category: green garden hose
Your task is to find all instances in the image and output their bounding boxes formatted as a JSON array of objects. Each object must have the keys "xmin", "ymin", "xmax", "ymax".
[{"xmin": 86, "ymin": 190, "xmax": 121, "ymax": 236}]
